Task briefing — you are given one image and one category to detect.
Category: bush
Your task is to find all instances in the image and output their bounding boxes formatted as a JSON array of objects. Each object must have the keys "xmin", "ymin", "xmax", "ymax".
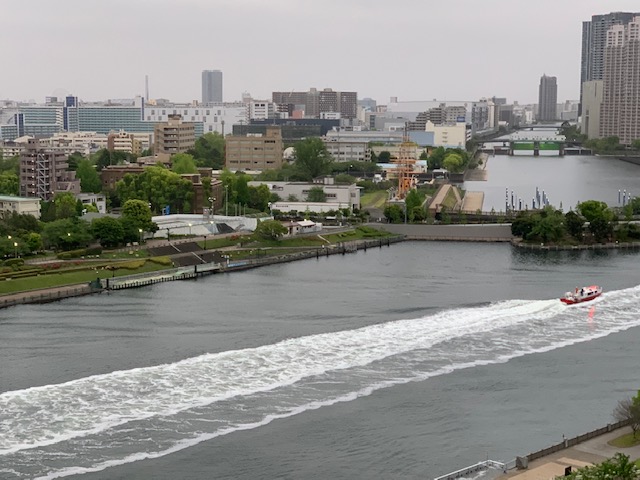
[
  {"xmin": 4, "ymin": 258, "xmax": 25, "ymax": 269},
  {"xmin": 86, "ymin": 246, "xmax": 103, "ymax": 256},
  {"xmin": 117, "ymin": 260, "xmax": 146, "ymax": 270},
  {"xmin": 147, "ymin": 256, "xmax": 173, "ymax": 266}
]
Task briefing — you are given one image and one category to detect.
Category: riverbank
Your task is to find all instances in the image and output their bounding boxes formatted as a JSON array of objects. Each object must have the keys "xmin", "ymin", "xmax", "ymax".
[{"xmin": 0, "ymin": 235, "xmax": 404, "ymax": 308}]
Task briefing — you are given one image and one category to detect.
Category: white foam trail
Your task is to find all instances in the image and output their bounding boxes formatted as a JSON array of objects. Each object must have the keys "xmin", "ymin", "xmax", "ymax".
[
  {"xmin": 0, "ymin": 298, "xmax": 556, "ymax": 454},
  {"xmin": 3, "ymin": 285, "xmax": 640, "ymax": 479}
]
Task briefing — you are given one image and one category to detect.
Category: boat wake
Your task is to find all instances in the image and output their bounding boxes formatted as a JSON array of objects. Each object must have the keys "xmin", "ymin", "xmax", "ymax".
[{"xmin": 2, "ymin": 286, "xmax": 640, "ymax": 479}]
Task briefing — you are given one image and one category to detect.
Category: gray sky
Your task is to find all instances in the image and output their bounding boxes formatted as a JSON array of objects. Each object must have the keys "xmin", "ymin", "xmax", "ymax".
[{"xmin": 3, "ymin": 0, "xmax": 640, "ymax": 105}]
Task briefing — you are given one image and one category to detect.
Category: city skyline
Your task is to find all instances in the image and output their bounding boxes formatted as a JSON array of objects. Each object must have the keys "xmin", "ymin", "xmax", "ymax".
[{"xmin": 2, "ymin": 0, "xmax": 640, "ymax": 105}]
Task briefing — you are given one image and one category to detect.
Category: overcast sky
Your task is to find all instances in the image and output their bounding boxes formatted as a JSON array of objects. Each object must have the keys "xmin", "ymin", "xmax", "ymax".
[{"xmin": 2, "ymin": 0, "xmax": 640, "ymax": 105}]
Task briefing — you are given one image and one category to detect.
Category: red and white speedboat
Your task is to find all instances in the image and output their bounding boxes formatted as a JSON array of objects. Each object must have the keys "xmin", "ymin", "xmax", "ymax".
[{"xmin": 560, "ymin": 285, "xmax": 603, "ymax": 305}]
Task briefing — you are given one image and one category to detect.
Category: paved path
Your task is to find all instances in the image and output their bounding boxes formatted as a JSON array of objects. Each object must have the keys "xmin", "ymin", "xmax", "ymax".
[{"xmin": 498, "ymin": 426, "xmax": 640, "ymax": 479}]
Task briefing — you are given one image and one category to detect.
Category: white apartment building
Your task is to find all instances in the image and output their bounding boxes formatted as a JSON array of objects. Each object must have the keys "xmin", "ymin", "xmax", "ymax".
[
  {"xmin": 77, "ymin": 193, "xmax": 107, "ymax": 214},
  {"xmin": 249, "ymin": 101, "xmax": 276, "ymax": 120},
  {"xmin": 249, "ymin": 177, "xmax": 361, "ymax": 211},
  {"xmin": 145, "ymin": 103, "xmax": 248, "ymax": 135},
  {"xmin": 425, "ymin": 121, "xmax": 469, "ymax": 148},
  {"xmin": 323, "ymin": 137, "xmax": 369, "ymax": 163},
  {"xmin": 0, "ymin": 195, "xmax": 41, "ymax": 219}
]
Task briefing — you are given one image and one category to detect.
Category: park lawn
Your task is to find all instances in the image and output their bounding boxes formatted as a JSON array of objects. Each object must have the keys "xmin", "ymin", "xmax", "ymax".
[
  {"xmin": 0, "ymin": 261, "xmax": 169, "ymax": 295},
  {"xmin": 361, "ymin": 191, "xmax": 389, "ymax": 209},
  {"xmin": 608, "ymin": 432, "xmax": 640, "ymax": 448},
  {"xmin": 440, "ymin": 187, "xmax": 459, "ymax": 210},
  {"xmin": 198, "ymin": 236, "xmax": 250, "ymax": 250}
]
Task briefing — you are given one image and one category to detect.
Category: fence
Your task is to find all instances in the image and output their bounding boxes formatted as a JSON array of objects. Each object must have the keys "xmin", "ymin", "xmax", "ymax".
[
  {"xmin": 513, "ymin": 241, "xmax": 640, "ymax": 251},
  {"xmin": 0, "ymin": 285, "xmax": 98, "ymax": 309},
  {"xmin": 434, "ymin": 421, "xmax": 629, "ymax": 479}
]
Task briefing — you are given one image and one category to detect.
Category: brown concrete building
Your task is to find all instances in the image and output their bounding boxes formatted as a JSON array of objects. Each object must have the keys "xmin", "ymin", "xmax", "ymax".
[
  {"xmin": 153, "ymin": 114, "xmax": 195, "ymax": 154},
  {"xmin": 272, "ymin": 88, "xmax": 357, "ymax": 119},
  {"xmin": 19, "ymin": 138, "xmax": 80, "ymax": 201},
  {"xmin": 225, "ymin": 126, "xmax": 284, "ymax": 171}
]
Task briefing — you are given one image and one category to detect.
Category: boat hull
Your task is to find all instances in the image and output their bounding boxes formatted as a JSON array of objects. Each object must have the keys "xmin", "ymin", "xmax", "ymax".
[{"xmin": 560, "ymin": 292, "xmax": 602, "ymax": 305}]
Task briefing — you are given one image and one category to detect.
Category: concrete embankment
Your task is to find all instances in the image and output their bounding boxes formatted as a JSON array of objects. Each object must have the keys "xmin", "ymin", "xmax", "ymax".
[
  {"xmin": 0, "ymin": 236, "xmax": 405, "ymax": 307},
  {"xmin": 375, "ymin": 223, "xmax": 513, "ymax": 242}
]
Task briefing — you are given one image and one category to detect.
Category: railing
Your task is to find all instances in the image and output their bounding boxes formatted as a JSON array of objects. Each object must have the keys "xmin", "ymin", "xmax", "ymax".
[
  {"xmin": 0, "ymin": 285, "xmax": 98, "ymax": 309},
  {"xmin": 434, "ymin": 460, "xmax": 507, "ymax": 480}
]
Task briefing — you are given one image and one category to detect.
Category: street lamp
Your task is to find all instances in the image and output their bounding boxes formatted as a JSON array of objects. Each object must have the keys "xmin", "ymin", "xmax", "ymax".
[
  {"xmin": 268, "ymin": 202, "xmax": 272, "ymax": 217},
  {"xmin": 13, "ymin": 242, "xmax": 17, "ymax": 258},
  {"xmin": 348, "ymin": 164, "xmax": 353, "ymax": 176},
  {"xmin": 204, "ymin": 234, "xmax": 207, "ymax": 250},
  {"xmin": 188, "ymin": 223, "xmax": 192, "ymax": 236},
  {"xmin": 138, "ymin": 228, "xmax": 143, "ymax": 244}
]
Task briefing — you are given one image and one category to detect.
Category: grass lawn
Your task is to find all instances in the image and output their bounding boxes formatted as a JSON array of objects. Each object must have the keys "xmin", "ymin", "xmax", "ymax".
[
  {"xmin": 198, "ymin": 236, "xmax": 249, "ymax": 250},
  {"xmin": 0, "ymin": 261, "xmax": 170, "ymax": 295},
  {"xmin": 361, "ymin": 191, "xmax": 389, "ymax": 209},
  {"xmin": 441, "ymin": 187, "xmax": 459, "ymax": 210},
  {"xmin": 608, "ymin": 432, "xmax": 640, "ymax": 448}
]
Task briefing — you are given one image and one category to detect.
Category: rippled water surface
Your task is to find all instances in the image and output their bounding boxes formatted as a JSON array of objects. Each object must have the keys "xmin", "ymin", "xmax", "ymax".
[{"xmin": 1, "ymin": 243, "xmax": 640, "ymax": 479}]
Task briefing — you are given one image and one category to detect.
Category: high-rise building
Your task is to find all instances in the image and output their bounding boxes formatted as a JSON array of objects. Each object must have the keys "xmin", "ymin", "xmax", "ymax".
[
  {"xmin": 538, "ymin": 75, "xmax": 557, "ymax": 122},
  {"xmin": 580, "ymin": 12, "xmax": 639, "ymax": 113},
  {"xmin": 600, "ymin": 16, "xmax": 640, "ymax": 144},
  {"xmin": 202, "ymin": 70, "xmax": 223, "ymax": 104}
]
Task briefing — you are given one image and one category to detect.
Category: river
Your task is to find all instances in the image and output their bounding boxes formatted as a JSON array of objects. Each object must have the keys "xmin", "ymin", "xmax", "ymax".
[
  {"xmin": 465, "ymin": 153, "xmax": 640, "ymax": 213},
  {"xmin": 2, "ymin": 241, "xmax": 640, "ymax": 479}
]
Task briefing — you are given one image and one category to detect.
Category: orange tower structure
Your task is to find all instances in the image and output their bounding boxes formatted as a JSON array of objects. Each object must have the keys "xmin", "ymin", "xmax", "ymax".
[{"xmin": 391, "ymin": 126, "xmax": 417, "ymax": 199}]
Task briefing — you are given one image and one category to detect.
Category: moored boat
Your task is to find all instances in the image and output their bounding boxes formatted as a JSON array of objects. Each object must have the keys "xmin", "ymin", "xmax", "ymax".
[{"xmin": 560, "ymin": 286, "xmax": 602, "ymax": 305}]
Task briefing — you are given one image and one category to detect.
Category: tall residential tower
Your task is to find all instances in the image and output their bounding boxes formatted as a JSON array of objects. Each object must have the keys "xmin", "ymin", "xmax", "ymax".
[
  {"xmin": 538, "ymin": 75, "xmax": 557, "ymax": 122},
  {"xmin": 202, "ymin": 70, "xmax": 223, "ymax": 104},
  {"xmin": 580, "ymin": 12, "xmax": 639, "ymax": 112},
  {"xmin": 600, "ymin": 16, "xmax": 640, "ymax": 144}
]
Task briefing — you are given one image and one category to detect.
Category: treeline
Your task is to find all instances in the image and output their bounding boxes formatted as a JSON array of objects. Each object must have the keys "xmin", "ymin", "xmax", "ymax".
[{"xmin": 511, "ymin": 199, "xmax": 640, "ymax": 244}]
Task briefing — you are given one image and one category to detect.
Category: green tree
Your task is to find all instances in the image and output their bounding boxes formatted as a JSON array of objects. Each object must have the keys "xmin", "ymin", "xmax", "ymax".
[
  {"xmin": 41, "ymin": 218, "xmax": 91, "ymax": 250},
  {"xmin": 578, "ymin": 200, "xmax": 614, "ymax": 223},
  {"xmin": 253, "ymin": 219, "xmax": 287, "ymax": 241},
  {"xmin": 67, "ymin": 152, "xmax": 85, "ymax": 171},
  {"xmin": 116, "ymin": 166, "xmax": 194, "ymax": 214},
  {"xmin": 0, "ymin": 155, "xmax": 19, "ymax": 174},
  {"xmin": 632, "ymin": 139, "xmax": 640, "ymax": 151},
  {"xmin": 52, "ymin": 192, "xmax": 80, "ymax": 220},
  {"xmin": 377, "ymin": 151, "xmax": 391, "ymax": 163},
  {"xmin": 294, "ymin": 137, "xmax": 333, "ymax": 179},
  {"xmin": 187, "ymin": 132, "xmax": 225, "ymax": 169},
  {"xmin": 566, "ymin": 453, "xmax": 638, "ymax": 480},
  {"xmin": 613, "ymin": 390, "xmax": 640, "ymax": 439},
  {"xmin": 511, "ymin": 212, "xmax": 537, "ymax": 239},
  {"xmin": 405, "ymin": 189, "xmax": 424, "ymax": 222},
  {"xmin": 428, "ymin": 147, "xmax": 446, "ymax": 170},
  {"xmin": 307, "ymin": 186, "xmax": 327, "ymax": 202},
  {"xmin": 564, "ymin": 210, "xmax": 584, "ymax": 240},
  {"xmin": 24, "ymin": 232, "xmax": 43, "ymax": 253},
  {"xmin": 76, "ymin": 158, "xmax": 102, "ymax": 193},
  {"xmin": 589, "ymin": 216, "xmax": 614, "ymax": 243},
  {"xmin": 442, "ymin": 153, "xmax": 464, "ymax": 173},
  {"xmin": 248, "ymin": 184, "xmax": 271, "ymax": 211},
  {"xmin": 383, "ymin": 204, "xmax": 404, "ymax": 223},
  {"xmin": 91, "ymin": 217, "xmax": 125, "ymax": 247},
  {"xmin": 171, "ymin": 153, "xmax": 198, "ymax": 174},
  {"xmin": 530, "ymin": 209, "xmax": 565, "ymax": 243},
  {"xmin": 121, "ymin": 199, "xmax": 156, "ymax": 232},
  {"xmin": 0, "ymin": 172, "xmax": 19, "ymax": 195},
  {"xmin": 92, "ymin": 149, "xmax": 128, "ymax": 171}
]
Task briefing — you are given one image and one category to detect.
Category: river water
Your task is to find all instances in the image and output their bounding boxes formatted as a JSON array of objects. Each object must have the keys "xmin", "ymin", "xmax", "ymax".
[
  {"xmin": 465, "ymin": 153, "xmax": 640, "ymax": 213},
  {"xmin": 2, "ymin": 241, "xmax": 640, "ymax": 479}
]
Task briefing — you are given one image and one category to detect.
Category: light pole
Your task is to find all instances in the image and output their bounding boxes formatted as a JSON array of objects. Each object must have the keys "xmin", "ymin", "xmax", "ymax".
[
  {"xmin": 268, "ymin": 202, "xmax": 272, "ymax": 218},
  {"xmin": 188, "ymin": 223, "xmax": 192, "ymax": 236},
  {"xmin": 204, "ymin": 234, "xmax": 207, "ymax": 250},
  {"xmin": 13, "ymin": 242, "xmax": 17, "ymax": 258},
  {"xmin": 348, "ymin": 164, "xmax": 353, "ymax": 176},
  {"xmin": 138, "ymin": 228, "xmax": 143, "ymax": 244}
]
